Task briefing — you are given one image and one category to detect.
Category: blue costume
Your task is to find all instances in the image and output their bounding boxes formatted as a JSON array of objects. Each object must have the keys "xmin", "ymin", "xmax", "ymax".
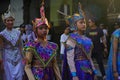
[
  {"xmin": 62, "ymin": 33, "xmax": 95, "ymax": 80},
  {"xmin": 106, "ymin": 28, "xmax": 120, "ymax": 80},
  {"xmin": 62, "ymin": 3, "xmax": 96, "ymax": 80}
]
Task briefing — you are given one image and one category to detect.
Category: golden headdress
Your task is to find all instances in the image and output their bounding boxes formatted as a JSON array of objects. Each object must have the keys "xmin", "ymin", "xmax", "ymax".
[
  {"xmin": 32, "ymin": 0, "xmax": 49, "ymax": 28},
  {"xmin": 2, "ymin": 5, "xmax": 15, "ymax": 21}
]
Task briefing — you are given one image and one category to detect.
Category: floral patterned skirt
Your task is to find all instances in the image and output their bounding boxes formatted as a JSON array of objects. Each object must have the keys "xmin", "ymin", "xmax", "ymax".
[{"xmin": 32, "ymin": 67, "xmax": 55, "ymax": 80}]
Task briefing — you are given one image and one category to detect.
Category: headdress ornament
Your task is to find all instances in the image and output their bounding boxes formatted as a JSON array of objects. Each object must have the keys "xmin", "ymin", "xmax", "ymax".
[
  {"xmin": 57, "ymin": 2, "xmax": 85, "ymax": 31},
  {"xmin": 32, "ymin": 0, "xmax": 49, "ymax": 28},
  {"xmin": 65, "ymin": 16, "xmax": 76, "ymax": 31},
  {"xmin": 66, "ymin": 2, "xmax": 85, "ymax": 31},
  {"xmin": 2, "ymin": 5, "xmax": 15, "ymax": 21},
  {"xmin": 73, "ymin": 2, "xmax": 84, "ymax": 23}
]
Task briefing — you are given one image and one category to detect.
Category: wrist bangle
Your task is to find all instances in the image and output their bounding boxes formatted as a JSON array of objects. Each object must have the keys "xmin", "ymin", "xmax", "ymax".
[
  {"xmin": 93, "ymin": 70, "xmax": 98, "ymax": 75},
  {"xmin": 71, "ymin": 72, "xmax": 77, "ymax": 77}
]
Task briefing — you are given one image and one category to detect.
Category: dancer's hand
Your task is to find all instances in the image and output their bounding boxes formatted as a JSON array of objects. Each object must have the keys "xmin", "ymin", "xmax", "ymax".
[
  {"xmin": 113, "ymin": 71, "xmax": 119, "ymax": 80},
  {"xmin": 104, "ymin": 48, "xmax": 108, "ymax": 54},
  {"xmin": 73, "ymin": 76, "xmax": 79, "ymax": 80},
  {"xmin": 88, "ymin": 70, "xmax": 93, "ymax": 75}
]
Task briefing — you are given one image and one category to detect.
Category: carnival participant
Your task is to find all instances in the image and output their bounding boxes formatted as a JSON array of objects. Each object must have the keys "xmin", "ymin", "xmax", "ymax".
[
  {"xmin": 106, "ymin": 28, "xmax": 120, "ymax": 80},
  {"xmin": 62, "ymin": 3, "xmax": 97, "ymax": 80},
  {"xmin": 24, "ymin": 1, "xmax": 61, "ymax": 80},
  {"xmin": 0, "ymin": 8, "xmax": 24, "ymax": 80}
]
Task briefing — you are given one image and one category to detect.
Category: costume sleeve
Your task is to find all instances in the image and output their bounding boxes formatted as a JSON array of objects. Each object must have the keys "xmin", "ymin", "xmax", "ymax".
[
  {"xmin": 66, "ymin": 37, "xmax": 76, "ymax": 73},
  {"xmin": 24, "ymin": 48, "xmax": 35, "ymax": 80},
  {"xmin": 52, "ymin": 53, "xmax": 62, "ymax": 80}
]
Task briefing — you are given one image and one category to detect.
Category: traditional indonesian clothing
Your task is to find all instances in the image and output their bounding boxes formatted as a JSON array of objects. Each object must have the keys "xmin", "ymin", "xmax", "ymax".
[
  {"xmin": 24, "ymin": 41, "xmax": 61, "ymax": 80},
  {"xmin": 106, "ymin": 29, "xmax": 120, "ymax": 80},
  {"xmin": 62, "ymin": 33, "xmax": 94, "ymax": 80},
  {"xmin": 0, "ymin": 28, "xmax": 24, "ymax": 80}
]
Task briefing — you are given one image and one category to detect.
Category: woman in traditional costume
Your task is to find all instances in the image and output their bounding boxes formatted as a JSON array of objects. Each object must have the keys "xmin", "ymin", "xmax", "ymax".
[
  {"xmin": 0, "ymin": 6, "xmax": 24, "ymax": 80},
  {"xmin": 62, "ymin": 3, "xmax": 97, "ymax": 80},
  {"xmin": 106, "ymin": 28, "xmax": 120, "ymax": 80},
  {"xmin": 24, "ymin": 1, "xmax": 61, "ymax": 80}
]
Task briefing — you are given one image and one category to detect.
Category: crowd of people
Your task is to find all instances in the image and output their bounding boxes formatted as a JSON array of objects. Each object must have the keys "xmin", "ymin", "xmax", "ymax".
[{"xmin": 0, "ymin": 1, "xmax": 120, "ymax": 80}]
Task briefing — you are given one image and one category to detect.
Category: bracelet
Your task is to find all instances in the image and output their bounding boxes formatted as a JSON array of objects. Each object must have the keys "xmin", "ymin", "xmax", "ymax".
[
  {"xmin": 71, "ymin": 72, "xmax": 77, "ymax": 77},
  {"xmin": 93, "ymin": 70, "xmax": 98, "ymax": 75}
]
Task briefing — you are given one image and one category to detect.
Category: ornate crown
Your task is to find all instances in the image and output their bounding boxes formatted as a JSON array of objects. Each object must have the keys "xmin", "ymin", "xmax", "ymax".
[
  {"xmin": 32, "ymin": 1, "xmax": 49, "ymax": 28},
  {"xmin": 73, "ymin": 2, "xmax": 84, "ymax": 23},
  {"xmin": 2, "ymin": 5, "xmax": 15, "ymax": 21}
]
